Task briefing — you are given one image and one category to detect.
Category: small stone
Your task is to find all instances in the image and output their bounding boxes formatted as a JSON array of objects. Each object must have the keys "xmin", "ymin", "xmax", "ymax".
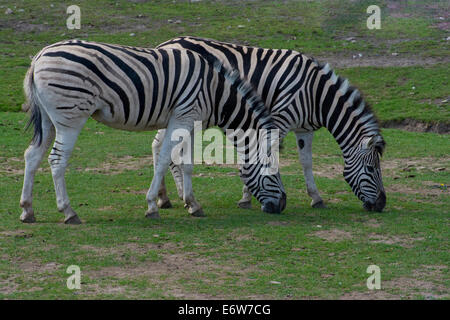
[
  {"xmin": 237, "ymin": 25, "xmax": 245, "ymax": 28},
  {"xmin": 270, "ymin": 281, "xmax": 281, "ymax": 285},
  {"xmin": 391, "ymin": 52, "xmax": 399, "ymax": 56},
  {"xmin": 5, "ymin": 8, "xmax": 13, "ymax": 14},
  {"xmin": 129, "ymin": 33, "xmax": 135, "ymax": 37}
]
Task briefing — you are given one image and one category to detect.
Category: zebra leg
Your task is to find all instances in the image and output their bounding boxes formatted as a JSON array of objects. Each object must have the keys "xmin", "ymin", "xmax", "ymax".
[
  {"xmin": 153, "ymin": 129, "xmax": 185, "ymax": 209},
  {"xmin": 146, "ymin": 119, "xmax": 193, "ymax": 219},
  {"xmin": 181, "ymin": 133, "xmax": 204, "ymax": 217},
  {"xmin": 20, "ymin": 110, "xmax": 55, "ymax": 223},
  {"xmin": 152, "ymin": 129, "xmax": 173, "ymax": 209},
  {"xmin": 237, "ymin": 184, "xmax": 253, "ymax": 209},
  {"xmin": 295, "ymin": 131, "xmax": 326, "ymax": 208},
  {"xmin": 49, "ymin": 121, "xmax": 86, "ymax": 224},
  {"xmin": 170, "ymin": 162, "xmax": 184, "ymax": 201}
]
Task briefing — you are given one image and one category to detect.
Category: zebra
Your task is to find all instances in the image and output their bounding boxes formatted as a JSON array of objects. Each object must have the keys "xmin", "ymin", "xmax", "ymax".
[
  {"xmin": 20, "ymin": 39, "xmax": 286, "ymax": 224},
  {"xmin": 153, "ymin": 36, "xmax": 386, "ymax": 212}
]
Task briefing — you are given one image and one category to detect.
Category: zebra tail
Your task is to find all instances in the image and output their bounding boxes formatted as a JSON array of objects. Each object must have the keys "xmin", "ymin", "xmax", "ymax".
[{"xmin": 23, "ymin": 63, "xmax": 43, "ymax": 147}]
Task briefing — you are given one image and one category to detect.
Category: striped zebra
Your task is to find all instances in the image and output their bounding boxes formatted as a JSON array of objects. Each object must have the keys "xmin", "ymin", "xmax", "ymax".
[
  {"xmin": 153, "ymin": 36, "xmax": 386, "ymax": 212},
  {"xmin": 20, "ymin": 39, "xmax": 286, "ymax": 224}
]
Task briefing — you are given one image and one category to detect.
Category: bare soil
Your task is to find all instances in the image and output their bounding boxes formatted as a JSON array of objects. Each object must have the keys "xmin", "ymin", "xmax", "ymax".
[{"xmin": 381, "ymin": 119, "xmax": 450, "ymax": 134}]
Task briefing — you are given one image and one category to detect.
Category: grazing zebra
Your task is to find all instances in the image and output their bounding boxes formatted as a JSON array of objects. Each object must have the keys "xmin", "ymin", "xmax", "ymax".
[
  {"xmin": 20, "ymin": 39, "xmax": 286, "ymax": 224},
  {"xmin": 154, "ymin": 36, "xmax": 386, "ymax": 212}
]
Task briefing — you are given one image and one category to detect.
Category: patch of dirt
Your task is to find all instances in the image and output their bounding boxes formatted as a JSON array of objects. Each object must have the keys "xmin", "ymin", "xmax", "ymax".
[
  {"xmin": 315, "ymin": 54, "xmax": 449, "ymax": 69},
  {"xmin": 381, "ymin": 119, "xmax": 450, "ymax": 134},
  {"xmin": 382, "ymin": 157, "xmax": 449, "ymax": 172},
  {"xmin": 81, "ymin": 241, "xmax": 180, "ymax": 258},
  {"xmin": 340, "ymin": 290, "xmax": 399, "ymax": 300},
  {"xmin": 0, "ymin": 156, "xmax": 28, "ymax": 176},
  {"xmin": 368, "ymin": 233, "xmax": 425, "ymax": 248},
  {"xmin": 267, "ymin": 221, "xmax": 291, "ymax": 226},
  {"xmin": 0, "ymin": 230, "xmax": 33, "ymax": 238},
  {"xmin": 80, "ymin": 155, "xmax": 153, "ymax": 175},
  {"xmin": 80, "ymin": 240, "xmax": 263, "ymax": 298},
  {"xmin": 340, "ymin": 264, "xmax": 448, "ymax": 300},
  {"xmin": 364, "ymin": 219, "xmax": 382, "ymax": 228},
  {"xmin": 0, "ymin": 256, "xmax": 63, "ymax": 296},
  {"xmin": 84, "ymin": 251, "xmax": 235, "ymax": 299},
  {"xmin": 386, "ymin": 184, "xmax": 448, "ymax": 197},
  {"xmin": 313, "ymin": 163, "xmax": 343, "ymax": 179},
  {"xmin": 0, "ymin": 279, "xmax": 19, "ymax": 295},
  {"xmin": 310, "ymin": 229, "xmax": 353, "ymax": 242}
]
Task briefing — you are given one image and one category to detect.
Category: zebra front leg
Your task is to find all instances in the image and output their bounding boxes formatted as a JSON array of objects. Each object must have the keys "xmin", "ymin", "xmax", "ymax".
[
  {"xmin": 49, "ymin": 122, "xmax": 86, "ymax": 224},
  {"xmin": 295, "ymin": 131, "xmax": 326, "ymax": 208},
  {"xmin": 181, "ymin": 162, "xmax": 204, "ymax": 217},
  {"xmin": 20, "ymin": 110, "xmax": 55, "ymax": 223},
  {"xmin": 146, "ymin": 120, "xmax": 191, "ymax": 219},
  {"xmin": 152, "ymin": 129, "xmax": 173, "ymax": 209},
  {"xmin": 170, "ymin": 162, "xmax": 184, "ymax": 201},
  {"xmin": 237, "ymin": 184, "xmax": 253, "ymax": 209},
  {"xmin": 180, "ymin": 132, "xmax": 204, "ymax": 217}
]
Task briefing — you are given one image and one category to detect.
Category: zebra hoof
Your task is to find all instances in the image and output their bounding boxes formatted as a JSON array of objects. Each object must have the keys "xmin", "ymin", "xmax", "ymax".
[
  {"xmin": 20, "ymin": 213, "xmax": 36, "ymax": 223},
  {"xmin": 157, "ymin": 199, "xmax": 173, "ymax": 209},
  {"xmin": 312, "ymin": 200, "xmax": 327, "ymax": 209},
  {"xmin": 191, "ymin": 208, "xmax": 206, "ymax": 217},
  {"xmin": 64, "ymin": 215, "xmax": 82, "ymax": 225},
  {"xmin": 145, "ymin": 211, "xmax": 161, "ymax": 219},
  {"xmin": 237, "ymin": 200, "xmax": 252, "ymax": 209}
]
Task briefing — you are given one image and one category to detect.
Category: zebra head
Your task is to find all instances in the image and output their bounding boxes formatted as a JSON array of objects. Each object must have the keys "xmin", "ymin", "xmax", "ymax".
[
  {"xmin": 237, "ymin": 131, "xmax": 286, "ymax": 214},
  {"xmin": 240, "ymin": 163, "xmax": 286, "ymax": 214},
  {"xmin": 343, "ymin": 134, "xmax": 386, "ymax": 212}
]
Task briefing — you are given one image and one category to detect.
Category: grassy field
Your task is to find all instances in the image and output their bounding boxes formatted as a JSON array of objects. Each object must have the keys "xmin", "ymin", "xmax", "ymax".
[{"xmin": 0, "ymin": 0, "xmax": 449, "ymax": 299}]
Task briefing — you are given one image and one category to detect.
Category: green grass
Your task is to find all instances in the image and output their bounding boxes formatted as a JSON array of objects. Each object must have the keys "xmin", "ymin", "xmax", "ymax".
[
  {"xmin": 337, "ymin": 65, "xmax": 449, "ymax": 124},
  {"xmin": 0, "ymin": 113, "xmax": 449, "ymax": 299},
  {"xmin": 0, "ymin": 0, "xmax": 449, "ymax": 299}
]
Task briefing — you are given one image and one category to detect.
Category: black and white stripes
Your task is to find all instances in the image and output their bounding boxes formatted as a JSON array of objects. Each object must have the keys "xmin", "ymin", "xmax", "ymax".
[
  {"xmin": 157, "ymin": 36, "xmax": 386, "ymax": 211},
  {"xmin": 19, "ymin": 39, "xmax": 286, "ymax": 224}
]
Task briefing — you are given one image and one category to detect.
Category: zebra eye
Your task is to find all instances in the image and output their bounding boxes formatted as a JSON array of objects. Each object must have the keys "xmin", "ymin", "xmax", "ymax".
[{"xmin": 367, "ymin": 165, "xmax": 374, "ymax": 173}]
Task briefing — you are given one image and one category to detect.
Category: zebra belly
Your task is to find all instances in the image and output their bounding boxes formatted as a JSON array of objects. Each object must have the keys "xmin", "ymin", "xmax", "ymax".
[{"xmin": 91, "ymin": 107, "xmax": 170, "ymax": 132}]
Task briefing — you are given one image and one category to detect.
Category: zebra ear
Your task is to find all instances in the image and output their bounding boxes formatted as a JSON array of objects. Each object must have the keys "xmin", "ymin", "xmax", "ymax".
[{"xmin": 364, "ymin": 135, "xmax": 385, "ymax": 156}]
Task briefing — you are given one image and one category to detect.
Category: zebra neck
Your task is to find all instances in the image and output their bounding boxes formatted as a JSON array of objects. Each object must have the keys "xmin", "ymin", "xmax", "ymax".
[{"xmin": 318, "ymin": 74, "xmax": 380, "ymax": 157}]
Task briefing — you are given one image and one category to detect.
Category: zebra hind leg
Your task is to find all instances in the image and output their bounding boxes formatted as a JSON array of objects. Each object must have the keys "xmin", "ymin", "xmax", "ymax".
[
  {"xmin": 20, "ymin": 109, "xmax": 55, "ymax": 223},
  {"xmin": 295, "ymin": 131, "xmax": 326, "ymax": 209},
  {"xmin": 48, "ymin": 120, "xmax": 87, "ymax": 224}
]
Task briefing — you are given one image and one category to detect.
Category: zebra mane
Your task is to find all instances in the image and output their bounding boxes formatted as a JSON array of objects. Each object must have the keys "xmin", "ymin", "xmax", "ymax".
[
  {"xmin": 212, "ymin": 59, "xmax": 273, "ymax": 129},
  {"xmin": 315, "ymin": 60, "xmax": 381, "ymax": 137}
]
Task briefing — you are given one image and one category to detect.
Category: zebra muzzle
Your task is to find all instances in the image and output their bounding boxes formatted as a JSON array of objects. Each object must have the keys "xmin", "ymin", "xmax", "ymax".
[{"xmin": 262, "ymin": 192, "xmax": 286, "ymax": 214}]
